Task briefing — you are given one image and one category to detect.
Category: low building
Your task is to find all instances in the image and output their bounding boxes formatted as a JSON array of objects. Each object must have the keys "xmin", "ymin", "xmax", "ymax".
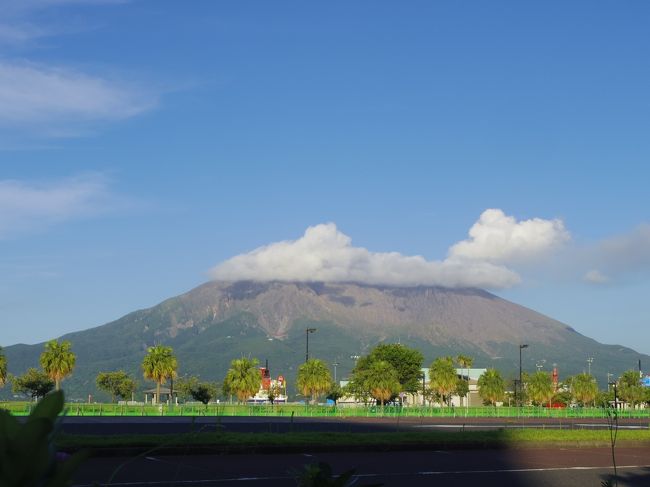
[
  {"xmin": 418, "ymin": 367, "xmax": 487, "ymax": 407},
  {"xmin": 336, "ymin": 368, "xmax": 488, "ymax": 407}
]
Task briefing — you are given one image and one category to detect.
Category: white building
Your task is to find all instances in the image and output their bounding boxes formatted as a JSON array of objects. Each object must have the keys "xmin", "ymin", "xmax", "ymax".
[
  {"xmin": 336, "ymin": 367, "xmax": 488, "ymax": 407},
  {"xmin": 418, "ymin": 367, "xmax": 487, "ymax": 407}
]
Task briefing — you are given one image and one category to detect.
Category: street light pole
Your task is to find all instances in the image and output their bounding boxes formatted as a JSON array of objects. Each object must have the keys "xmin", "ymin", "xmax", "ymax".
[
  {"xmin": 609, "ymin": 381, "xmax": 618, "ymax": 409},
  {"xmin": 305, "ymin": 328, "xmax": 317, "ymax": 362},
  {"xmin": 422, "ymin": 372, "xmax": 426, "ymax": 407},
  {"xmin": 519, "ymin": 344, "xmax": 528, "ymax": 406},
  {"xmin": 333, "ymin": 362, "xmax": 339, "ymax": 383},
  {"xmin": 587, "ymin": 357, "xmax": 594, "ymax": 376}
]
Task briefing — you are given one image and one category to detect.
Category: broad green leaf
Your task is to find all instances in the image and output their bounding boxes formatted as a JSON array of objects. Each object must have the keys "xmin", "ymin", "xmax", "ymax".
[
  {"xmin": 0, "ymin": 410, "xmax": 20, "ymax": 442},
  {"xmin": 29, "ymin": 390, "xmax": 64, "ymax": 422}
]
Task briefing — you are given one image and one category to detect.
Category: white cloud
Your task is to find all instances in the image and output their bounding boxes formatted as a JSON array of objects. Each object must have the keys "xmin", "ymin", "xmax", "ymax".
[
  {"xmin": 0, "ymin": 0, "xmax": 157, "ymax": 137},
  {"xmin": 211, "ymin": 222, "xmax": 520, "ymax": 289},
  {"xmin": 0, "ymin": 62, "xmax": 156, "ymax": 129},
  {"xmin": 0, "ymin": 174, "xmax": 123, "ymax": 238},
  {"xmin": 448, "ymin": 209, "xmax": 570, "ymax": 264},
  {"xmin": 584, "ymin": 270, "xmax": 608, "ymax": 284},
  {"xmin": 211, "ymin": 210, "xmax": 571, "ymax": 289}
]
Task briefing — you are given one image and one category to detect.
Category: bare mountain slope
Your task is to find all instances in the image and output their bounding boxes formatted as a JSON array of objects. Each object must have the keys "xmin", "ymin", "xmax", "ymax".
[{"xmin": 161, "ymin": 281, "xmax": 569, "ymax": 350}]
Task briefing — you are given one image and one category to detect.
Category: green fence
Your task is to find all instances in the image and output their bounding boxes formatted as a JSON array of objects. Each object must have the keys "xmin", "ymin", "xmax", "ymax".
[{"xmin": 3, "ymin": 401, "xmax": 650, "ymax": 419}]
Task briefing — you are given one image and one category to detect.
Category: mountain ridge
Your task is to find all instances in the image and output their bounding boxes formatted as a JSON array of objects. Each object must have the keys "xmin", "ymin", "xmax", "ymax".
[{"xmin": 2, "ymin": 280, "xmax": 645, "ymax": 399}]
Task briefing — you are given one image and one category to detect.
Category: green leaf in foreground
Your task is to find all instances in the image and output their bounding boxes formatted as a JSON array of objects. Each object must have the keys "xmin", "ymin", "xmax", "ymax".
[{"xmin": 0, "ymin": 390, "xmax": 87, "ymax": 487}]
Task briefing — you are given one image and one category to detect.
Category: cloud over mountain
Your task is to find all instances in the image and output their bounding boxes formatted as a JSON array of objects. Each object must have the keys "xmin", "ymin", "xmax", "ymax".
[
  {"xmin": 210, "ymin": 209, "xmax": 570, "ymax": 289},
  {"xmin": 448, "ymin": 209, "xmax": 570, "ymax": 263}
]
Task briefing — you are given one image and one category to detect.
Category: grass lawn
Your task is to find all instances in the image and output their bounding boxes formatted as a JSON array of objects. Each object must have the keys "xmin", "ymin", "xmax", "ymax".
[{"xmin": 56, "ymin": 428, "xmax": 650, "ymax": 454}]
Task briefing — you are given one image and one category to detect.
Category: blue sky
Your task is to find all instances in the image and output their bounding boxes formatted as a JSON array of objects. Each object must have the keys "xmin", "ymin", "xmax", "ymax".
[{"xmin": 1, "ymin": 1, "xmax": 649, "ymax": 360}]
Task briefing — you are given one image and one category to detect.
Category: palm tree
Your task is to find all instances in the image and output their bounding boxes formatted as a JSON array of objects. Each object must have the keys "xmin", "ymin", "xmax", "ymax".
[
  {"xmin": 296, "ymin": 358, "xmax": 332, "ymax": 404},
  {"xmin": 39, "ymin": 340, "xmax": 76, "ymax": 391},
  {"xmin": 527, "ymin": 371, "xmax": 554, "ymax": 407},
  {"xmin": 477, "ymin": 368, "xmax": 505, "ymax": 407},
  {"xmin": 456, "ymin": 354, "xmax": 473, "ymax": 408},
  {"xmin": 224, "ymin": 357, "xmax": 261, "ymax": 403},
  {"xmin": 0, "ymin": 346, "xmax": 7, "ymax": 388},
  {"xmin": 364, "ymin": 360, "xmax": 400, "ymax": 408},
  {"xmin": 142, "ymin": 345, "xmax": 178, "ymax": 404},
  {"xmin": 429, "ymin": 356, "xmax": 457, "ymax": 406},
  {"xmin": 568, "ymin": 373, "xmax": 599, "ymax": 406},
  {"xmin": 619, "ymin": 370, "xmax": 645, "ymax": 408}
]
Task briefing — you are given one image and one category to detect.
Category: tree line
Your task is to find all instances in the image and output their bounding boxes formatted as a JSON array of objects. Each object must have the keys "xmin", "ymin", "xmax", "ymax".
[{"xmin": 1, "ymin": 342, "xmax": 649, "ymax": 408}]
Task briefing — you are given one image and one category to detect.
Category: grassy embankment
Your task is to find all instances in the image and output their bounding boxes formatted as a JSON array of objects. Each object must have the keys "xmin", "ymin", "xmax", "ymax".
[{"xmin": 56, "ymin": 429, "xmax": 650, "ymax": 454}]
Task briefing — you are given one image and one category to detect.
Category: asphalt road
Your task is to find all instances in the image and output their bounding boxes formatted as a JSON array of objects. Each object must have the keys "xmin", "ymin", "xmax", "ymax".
[
  {"xmin": 60, "ymin": 415, "xmax": 650, "ymax": 435},
  {"xmin": 71, "ymin": 447, "xmax": 650, "ymax": 486}
]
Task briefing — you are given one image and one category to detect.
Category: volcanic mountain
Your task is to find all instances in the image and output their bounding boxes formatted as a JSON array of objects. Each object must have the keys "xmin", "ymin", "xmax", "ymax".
[{"xmin": 3, "ymin": 281, "xmax": 646, "ymax": 399}]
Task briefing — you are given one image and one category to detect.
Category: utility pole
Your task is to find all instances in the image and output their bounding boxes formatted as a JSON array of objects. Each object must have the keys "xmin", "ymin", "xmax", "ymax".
[
  {"xmin": 305, "ymin": 328, "xmax": 316, "ymax": 362},
  {"xmin": 519, "ymin": 344, "xmax": 528, "ymax": 406},
  {"xmin": 609, "ymin": 381, "xmax": 618, "ymax": 409},
  {"xmin": 333, "ymin": 362, "xmax": 339, "ymax": 383},
  {"xmin": 422, "ymin": 372, "xmax": 426, "ymax": 406}
]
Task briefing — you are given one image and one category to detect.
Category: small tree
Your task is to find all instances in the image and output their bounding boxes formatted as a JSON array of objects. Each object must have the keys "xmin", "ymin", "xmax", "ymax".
[
  {"xmin": 343, "ymin": 374, "xmax": 371, "ymax": 405},
  {"xmin": 12, "ymin": 368, "xmax": 54, "ymax": 400},
  {"xmin": 429, "ymin": 357, "xmax": 457, "ymax": 406},
  {"xmin": 326, "ymin": 383, "xmax": 343, "ymax": 405},
  {"xmin": 224, "ymin": 357, "xmax": 261, "ymax": 403},
  {"xmin": 266, "ymin": 383, "xmax": 283, "ymax": 405},
  {"xmin": 552, "ymin": 389, "xmax": 573, "ymax": 407},
  {"xmin": 96, "ymin": 371, "xmax": 136, "ymax": 403},
  {"xmin": 567, "ymin": 373, "xmax": 598, "ymax": 406},
  {"xmin": 296, "ymin": 359, "xmax": 332, "ymax": 404},
  {"xmin": 177, "ymin": 376, "xmax": 218, "ymax": 405},
  {"xmin": 619, "ymin": 370, "xmax": 645, "ymax": 408},
  {"xmin": 176, "ymin": 376, "xmax": 200, "ymax": 401},
  {"xmin": 366, "ymin": 344, "xmax": 424, "ymax": 394},
  {"xmin": 527, "ymin": 371, "xmax": 555, "ymax": 407},
  {"xmin": 192, "ymin": 384, "xmax": 217, "ymax": 406},
  {"xmin": 39, "ymin": 340, "xmax": 76, "ymax": 391},
  {"xmin": 477, "ymin": 368, "xmax": 505, "ymax": 407},
  {"xmin": 364, "ymin": 360, "xmax": 400, "ymax": 408},
  {"xmin": 142, "ymin": 345, "xmax": 178, "ymax": 404},
  {"xmin": 456, "ymin": 354, "xmax": 473, "ymax": 408},
  {"xmin": 454, "ymin": 378, "xmax": 469, "ymax": 406}
]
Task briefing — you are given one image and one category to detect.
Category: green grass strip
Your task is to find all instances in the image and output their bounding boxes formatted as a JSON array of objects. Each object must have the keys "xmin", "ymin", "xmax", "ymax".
[
  {"xmin": 55, "ymin": 429, "xmax": 650, "ymax": 453},
  {"xmin": 5, "ymin": 401, "xmax": 650, "ymax": 419}
]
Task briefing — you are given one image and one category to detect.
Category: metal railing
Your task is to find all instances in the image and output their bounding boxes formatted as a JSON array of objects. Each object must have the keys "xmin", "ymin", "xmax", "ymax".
[{"xmin": 2, "ymin": 401, "xmax": 649, "ymax": 419}]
